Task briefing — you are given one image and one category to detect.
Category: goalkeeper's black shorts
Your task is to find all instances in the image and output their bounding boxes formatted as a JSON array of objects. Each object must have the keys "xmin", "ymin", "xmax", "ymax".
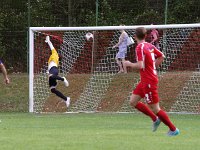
[
  {"xmin": 49, "ymin": 66, "xmax": 58, "ymax": 76},
  {"xmin": 49, "ymin": 66, "xmax": 59, "ymax": 87}
]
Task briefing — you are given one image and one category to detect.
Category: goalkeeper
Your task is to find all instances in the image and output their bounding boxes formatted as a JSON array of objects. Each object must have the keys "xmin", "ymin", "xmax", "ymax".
[{"xmin": 45, "ymin": 36, "xmax": 70, "ymax": 108}]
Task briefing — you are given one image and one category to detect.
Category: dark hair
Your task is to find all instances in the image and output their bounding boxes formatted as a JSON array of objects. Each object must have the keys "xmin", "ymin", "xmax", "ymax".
[{"xmin": 135, "ymin": 27, "xmax": 147, "ymax": 40}]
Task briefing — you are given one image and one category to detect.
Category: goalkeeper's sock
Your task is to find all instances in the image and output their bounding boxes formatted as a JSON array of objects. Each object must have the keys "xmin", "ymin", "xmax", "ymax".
[
  {"xmin": 50, "ymin": 75, "xmax": 64, "ymax": 81},
  {"xmin": 157, "ymin": 110, "xmax": 176, "ymax": 131},
  {"xmin": 51, "ymin": 88, "xmax": 67, "ymax": 101},
  {"xmin": 65, "ymin": 97, "xmax": 70, "ymax": 107},
  {"xmin": 135, "ymin": 102, "xmax": 157, "ymax": 122}
]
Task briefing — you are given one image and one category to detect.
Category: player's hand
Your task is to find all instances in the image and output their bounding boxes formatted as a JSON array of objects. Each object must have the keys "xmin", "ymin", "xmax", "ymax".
[
  {"xmin": 45, "ymin": 36, "xmax": 50, "ymax": 43},
  {"xmin": 5, "ymin": 77, "xmax": 10, "ymax": 84},
  {"xmin": 123, "ymin": 61, "xmax": 132, "ymax": 67}
]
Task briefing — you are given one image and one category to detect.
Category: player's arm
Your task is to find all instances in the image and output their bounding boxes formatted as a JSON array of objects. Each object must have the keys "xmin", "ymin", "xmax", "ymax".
[
  {"xmin": 150, "ymin": 31, "xmax": 158, "ymax": 44},
  {"xmin": 112, "ymin": 32, "xmax": 125, "ymax": 48},
  {"xmin": 154, "ymin": 48, "xmax": 165, "ymax": 68},
  {"xmin": 45, "ymin": 36, "xmax": 55, "ymax": 51},
  {"xmin": 151, "ymin": 33, "xmax": 158, "ymax": 44},
  {"xmin": 124, "ymin": 43, "xmax": 144, "ymax": 69},
  {"xmin": 0, "ymin": 63, "xmax": 10, "ymax": 84},
  {"xmin": 155, "ymin": 55, "xmax": 165, "ymax": 68},
  {"xmin": 124, "ymin": 60, "xmax": 143, "ymax": 69}
]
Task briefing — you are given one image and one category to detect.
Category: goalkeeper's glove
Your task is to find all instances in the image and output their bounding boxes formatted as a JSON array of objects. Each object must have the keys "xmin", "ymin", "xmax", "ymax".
[{"xmin": 45, "ymin": 36, "xmax": 50, "ymax": 43}]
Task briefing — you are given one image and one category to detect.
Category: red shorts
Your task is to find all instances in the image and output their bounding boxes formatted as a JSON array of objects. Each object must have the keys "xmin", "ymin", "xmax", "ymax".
[{"xmin": 133, "ymin": 82, "xmax": 159, "ymax": 104}]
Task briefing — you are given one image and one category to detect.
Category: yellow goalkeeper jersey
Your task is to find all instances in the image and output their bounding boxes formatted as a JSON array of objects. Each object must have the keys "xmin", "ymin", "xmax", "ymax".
[{"xmin": 48, "ymin": 49, "xmax": 59, "ymax": 66}]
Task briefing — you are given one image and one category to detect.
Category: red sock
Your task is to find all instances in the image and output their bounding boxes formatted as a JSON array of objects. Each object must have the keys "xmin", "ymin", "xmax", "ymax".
[
  {"xmin": 135, "ymin": 102, "xmax": 157, "ymax": 122},
  {"xmin": 157, "ymin": 110, "xmax": 176, "ymax": 131}
]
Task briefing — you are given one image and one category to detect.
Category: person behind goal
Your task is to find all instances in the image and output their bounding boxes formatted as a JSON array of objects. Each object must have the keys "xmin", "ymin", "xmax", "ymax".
[
  {"xmin": 45, "ymin": 36, "xmax": 70, "ymax": 108},
  {"xmin": 112, "ymin": 25, "xmax": 129, "ymax": 74},
  {"xmin": 150, "ymin": 25, "xmax": 160, "ymax": 49},
  {"xmin": 124, "ymin": 27, "xmax": 179, "ymax": 136}
]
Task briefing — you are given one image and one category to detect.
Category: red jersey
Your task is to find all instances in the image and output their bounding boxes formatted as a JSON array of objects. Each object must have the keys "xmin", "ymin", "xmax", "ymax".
[{"xmin": 136, "ymin": 42, "xmax": 163, "ymax": 84}]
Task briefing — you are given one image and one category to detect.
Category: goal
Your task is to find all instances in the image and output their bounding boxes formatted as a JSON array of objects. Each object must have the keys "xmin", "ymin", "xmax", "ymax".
[{"xmin": 29, "ymin": 24, "xmax": 200, "ymax": 114}]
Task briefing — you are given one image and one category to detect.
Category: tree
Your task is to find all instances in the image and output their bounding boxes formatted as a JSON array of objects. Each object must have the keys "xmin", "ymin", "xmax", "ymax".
[
  {"xmin": 168, "ymin": 0, "xmax": 200, "ymax": 24},
  {"xmin": 0, "ymin": 0, "xmax": 27, "ymax": 71}
]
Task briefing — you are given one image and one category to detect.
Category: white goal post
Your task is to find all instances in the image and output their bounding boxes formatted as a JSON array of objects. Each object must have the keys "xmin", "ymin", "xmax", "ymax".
[{"xmin": 29, "ymin": 23, "xmax": 200, "ymax": 113}]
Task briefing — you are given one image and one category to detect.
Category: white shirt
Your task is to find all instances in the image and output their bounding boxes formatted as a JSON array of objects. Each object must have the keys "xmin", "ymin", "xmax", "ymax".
[{"xmin": 48, "ymin": 61, "xmax": 58, "ymax": 71}]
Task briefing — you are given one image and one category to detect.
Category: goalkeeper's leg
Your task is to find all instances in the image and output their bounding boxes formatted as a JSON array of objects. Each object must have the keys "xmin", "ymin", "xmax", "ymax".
[
  {"xmin": 49, "ymin": 75, "xmax": 69, "ymax": 87},
  {"xmin": 50, "ymin": 88, "xmax": 70, "ymax": 108},
  {"xmin": 51, "ymin": 88, "xmax": 67, "ymax": 101},
  {"xmin": 49, "ymin": 76, "xmax": 70, "ymax": 108},
  {"xmin": 49, "ymin": 66, "xmax": 69, "ymax": 87},
  {"xmin": 49, "ymin": 75, "xmax": 64, "ymax": 82}
]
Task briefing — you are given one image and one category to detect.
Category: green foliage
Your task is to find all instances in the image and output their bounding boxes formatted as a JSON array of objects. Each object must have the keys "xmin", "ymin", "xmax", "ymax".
[
  {"xmin": 30, "ymin": 0, "xmax": 58, "ymax": 26},
  {"xmin": 0, "ymin": 0, "xmax": 199, "ymax": 72},
  {"xmin": 133, "ymin": 9, "xmax": 164, "ymax": 25},
  {"xmin": 0, "ymin": 12, "xmax": 6, "ymax": 57},
  {"xmin": 0, "ymin": 0, "xmax": 27, "ymax": 71},
  {"xmin": 168, "ymin": 0, "xmax": 200, "ymax": 24}
]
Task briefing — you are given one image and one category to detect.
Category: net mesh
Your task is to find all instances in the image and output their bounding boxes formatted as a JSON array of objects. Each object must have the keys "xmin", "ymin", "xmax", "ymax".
[{"xmin": 32, "ymin": 26, "xmax": 200, "ymax": 113}]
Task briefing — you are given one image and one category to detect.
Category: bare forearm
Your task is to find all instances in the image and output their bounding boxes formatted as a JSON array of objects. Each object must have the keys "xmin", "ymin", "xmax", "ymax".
[
  {"xmin": 155, "ymin": 56, "xmax": 164, "ymax": 68},
  {"xmin": 0, "ymin": 64, "xmax": 9, "ymax": 84},
  {"xmin": 124, "ymin": 61, "xmax": 143, "ymax": 70},
  {"xmin": 0, "ymin": 64, "xmax": 8, "ymax": 78}
]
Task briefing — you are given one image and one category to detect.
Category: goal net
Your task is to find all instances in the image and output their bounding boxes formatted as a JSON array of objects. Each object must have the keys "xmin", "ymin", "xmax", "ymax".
[{"xmin": 29, "ymin": 24, "xmax": 200, "ymax": 114}]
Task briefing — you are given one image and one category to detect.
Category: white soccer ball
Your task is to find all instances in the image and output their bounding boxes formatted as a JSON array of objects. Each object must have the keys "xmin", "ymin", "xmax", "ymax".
[{"xmin": 85, "ymin": 32, "xmax": 93, "ymax": 41}]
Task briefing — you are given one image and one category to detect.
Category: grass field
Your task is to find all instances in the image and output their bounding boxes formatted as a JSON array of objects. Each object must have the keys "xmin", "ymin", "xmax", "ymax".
[
  {"xmin": 0, "ymin": 74, "xmax": 28, "ymax": 112},
  {"xmin": 0, "ymin": 113, "xmax": 199, "ymax": 150}
]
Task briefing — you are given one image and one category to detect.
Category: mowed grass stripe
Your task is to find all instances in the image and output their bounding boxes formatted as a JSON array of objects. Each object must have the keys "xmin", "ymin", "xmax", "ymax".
[{"xmin": 0, "ymin": 113, "xmax": 199, "ymax": 150}]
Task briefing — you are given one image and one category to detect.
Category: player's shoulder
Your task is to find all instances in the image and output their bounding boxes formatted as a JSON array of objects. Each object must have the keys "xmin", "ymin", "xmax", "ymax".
[
  {"xmin": 137, "ymin": 42, "xmax": 150, "ymax": 48},
  {"xmin": 121, "ymin": 31, "xmax": 127, "ymax": 37},
  {"xmin": 138, "ymin": 42, "xmax": 158, "ymax": 52},
  {"xmin": 123, "ymin": 31, "xmax": 128, "ymax": 35},
  {"xmin": 136, "ymin": 43, "xmax": 142, "ymax": 49},
  {"xmin": 143, "ymin": 42, "xmax": 155, "ymax": 48}
]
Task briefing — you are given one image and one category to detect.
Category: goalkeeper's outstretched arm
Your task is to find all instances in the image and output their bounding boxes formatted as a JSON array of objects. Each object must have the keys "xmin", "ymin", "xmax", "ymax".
[{"xmin": 45, "ymin": 36, "xmax": 55, "ymax": 51}]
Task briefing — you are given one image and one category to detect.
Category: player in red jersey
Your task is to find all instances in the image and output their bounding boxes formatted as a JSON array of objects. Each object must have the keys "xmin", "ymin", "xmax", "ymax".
[{"xmin": 124, "ymin": 27, "xmax": 179, "ymax": 136}]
